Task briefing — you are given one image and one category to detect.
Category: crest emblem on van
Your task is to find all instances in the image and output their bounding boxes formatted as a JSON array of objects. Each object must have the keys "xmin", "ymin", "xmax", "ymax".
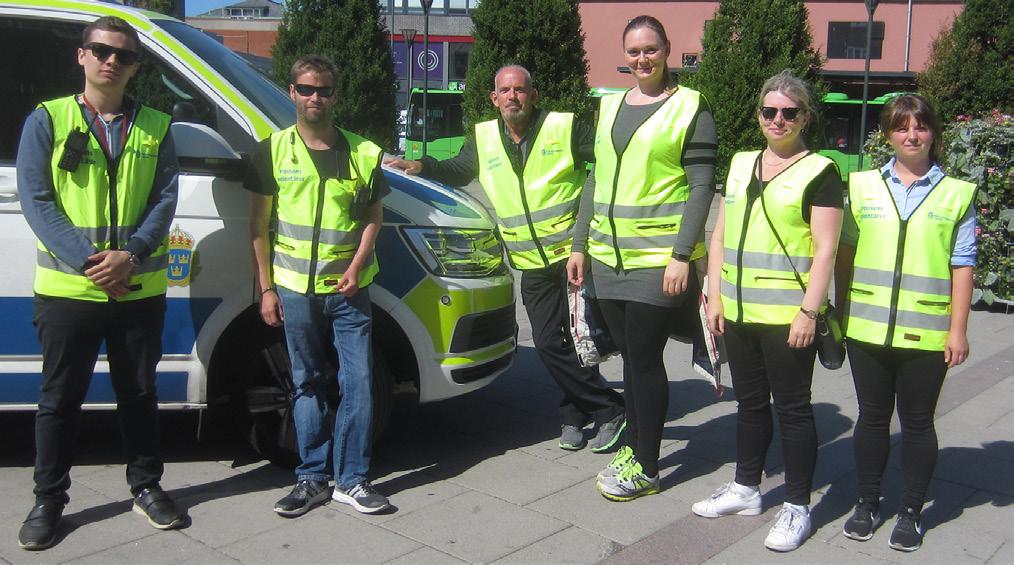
[{"xmin": 167, "ymin": 225, "xmax": 195, "ymax": 286}]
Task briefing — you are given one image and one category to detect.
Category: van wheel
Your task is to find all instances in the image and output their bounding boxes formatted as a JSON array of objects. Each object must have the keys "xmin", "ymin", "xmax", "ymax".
[
  {"xmin": 244, "ymin": 333, "xmax": 395, "ymax": 468},
  {"xmin": 245, "ymin": 333, "xmax": 299, "ymax": 468}
]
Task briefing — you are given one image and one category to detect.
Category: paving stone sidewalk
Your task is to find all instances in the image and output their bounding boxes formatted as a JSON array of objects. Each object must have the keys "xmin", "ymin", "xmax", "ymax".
[{"xmin": 1, "ymin": 307, "xmax": 1010, "ymax": 564}]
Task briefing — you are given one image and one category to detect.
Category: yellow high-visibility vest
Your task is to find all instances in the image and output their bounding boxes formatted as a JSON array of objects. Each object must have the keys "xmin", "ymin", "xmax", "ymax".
[
  {"xmin": 587, "ymin": 88, "xmax": 705, "ymax": 269},
  {"xmin": 845, "ymin": 170, "xmax": 975, "ymax": 350},
  {"xmin": 720, "ymin": 151, "xmax": 837, "ymax": 324},
  {"xmin": 36, "ymin": 96, "xmax": 170, "ymax": 301},
  {"xmin": 475, "ymin": 112, "xmax": 586, "ymax": 269},
  {"xmin": 269, "ymin": 125, "xmax": 382, "ymax": 294}
]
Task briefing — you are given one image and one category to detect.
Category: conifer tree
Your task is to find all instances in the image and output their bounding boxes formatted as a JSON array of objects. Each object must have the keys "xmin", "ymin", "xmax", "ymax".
[
  {"xmin": 688, "ymin": 0, "xmax": 824, "ymax": 178},
  {"xmin": 463, "ymin": 0, "xmax": 591, "ymax": 131},
  {"xmin": 918, "ymin": 0, "xmax": 1012, "ymax": 120},
  {"xmin": 272, "ymin": 0, "xmax": 398, "ymax": 149}
]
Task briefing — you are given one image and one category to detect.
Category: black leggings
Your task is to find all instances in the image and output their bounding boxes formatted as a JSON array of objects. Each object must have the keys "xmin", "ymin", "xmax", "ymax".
[
  {"xmin": 597, "ymin": 299, "xmax": 675, "ymax": 477},
  {"xmin": 724, "ymin": 321, "xmax": 818, "ymax": 506},
  {"xmin": 848, "ymin": 339, "xmax": 947, "ymax": 511}
]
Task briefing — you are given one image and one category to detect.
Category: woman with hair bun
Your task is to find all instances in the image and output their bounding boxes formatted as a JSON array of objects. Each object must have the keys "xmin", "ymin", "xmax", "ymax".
[{"xmin": 568, "ymin": 14, "xmax": 718, "ymax": 502}]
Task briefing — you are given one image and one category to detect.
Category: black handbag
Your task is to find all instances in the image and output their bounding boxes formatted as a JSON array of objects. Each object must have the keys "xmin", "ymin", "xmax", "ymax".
[{"xmin": 755, "ymin": 153, "xmax": 846, "ymax": 370}]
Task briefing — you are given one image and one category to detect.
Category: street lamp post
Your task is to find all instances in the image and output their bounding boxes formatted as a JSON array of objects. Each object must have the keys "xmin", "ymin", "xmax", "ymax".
[
  {"xmin": 421, "ymin": 0, "xmax": 433, "ymax": 158},
  {"xmin": 858, "ymin": 0, "xmax": 880, "ymax": 171},
  {"xmin": 401, "ymin": 28, "xmax": 417, "ymax": 113}
]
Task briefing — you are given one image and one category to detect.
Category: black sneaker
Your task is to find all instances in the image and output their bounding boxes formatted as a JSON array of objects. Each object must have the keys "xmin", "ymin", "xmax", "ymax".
[
  {"xmin": 843, "ymin": 497, "xmax": 881, "ymax": 541},
  {"xmin": 332, "ymin": 480, "xmax": 390, "ymax": 514},
  {"xmin": 274, "ymin": 480, "xmax": 330, "ymax": 517},
  {"xmin": 133, "ymin": 486, "xmax": 187, "ymax": 530},
  {"xmin": 889, "ymin": 508, "xmax": 924, "ymax": 552},
  {"xmin": 17, "ymin": 501, "xmax": 64, "ymax": 550}
]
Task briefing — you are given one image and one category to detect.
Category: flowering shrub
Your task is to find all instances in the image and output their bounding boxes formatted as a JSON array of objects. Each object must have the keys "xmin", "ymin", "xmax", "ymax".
[{"xmin": 863, "ymin": 110, "xmax": 1013, "ymax": 305}]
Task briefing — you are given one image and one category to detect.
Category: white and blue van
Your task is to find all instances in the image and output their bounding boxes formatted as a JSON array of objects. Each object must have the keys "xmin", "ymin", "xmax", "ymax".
[{"xmin": 0, "ymin": 0, "xmax": 516, "ymax": 461}]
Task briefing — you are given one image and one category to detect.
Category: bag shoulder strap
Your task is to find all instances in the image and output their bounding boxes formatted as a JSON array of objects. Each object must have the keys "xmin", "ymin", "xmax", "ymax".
[{"xmin": 755, "ymin": 151, "xmax": 809, "ymax": 293}]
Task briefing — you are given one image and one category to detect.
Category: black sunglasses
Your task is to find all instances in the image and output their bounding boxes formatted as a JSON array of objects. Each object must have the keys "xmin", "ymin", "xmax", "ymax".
[
  {"xmin": 84, "ymin": 42, "xmax": 140, "ymax": 66},
  {"xmin": 293, "ymin": 84, "xmax": 336, "ymax": 98},
  {"xmin": 759, "ymin": 106, "xmax": 800, "ymax": 122}
]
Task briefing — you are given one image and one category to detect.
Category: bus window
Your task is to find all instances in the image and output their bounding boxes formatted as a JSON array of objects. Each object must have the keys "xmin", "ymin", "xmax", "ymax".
[{"xmin": 819, "ymin": 92, "xmax": 905, "ymax": 180}]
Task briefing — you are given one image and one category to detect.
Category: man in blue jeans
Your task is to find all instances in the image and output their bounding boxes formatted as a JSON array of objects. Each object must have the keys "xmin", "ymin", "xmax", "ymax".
[{"xmin": 246, "ymin": 54, "xmax": 390, "ymax": 516}]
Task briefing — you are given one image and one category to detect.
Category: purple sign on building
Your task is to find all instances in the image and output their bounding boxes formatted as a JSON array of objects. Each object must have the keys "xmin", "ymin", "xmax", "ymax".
[{"xmin": 392, "ymin": 42, "xmax": 444, "ymax": 83}]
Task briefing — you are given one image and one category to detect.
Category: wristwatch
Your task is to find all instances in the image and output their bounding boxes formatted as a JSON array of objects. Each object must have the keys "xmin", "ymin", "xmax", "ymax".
[
  {"xmin": 671, "ymin": 251, "xmax": 691, "ymax": 263},
  {"xmin": 799, "ymin": 307, "xmax": 819, "ymax": 320},
  {"xmin": 125, "ymin": 250, "xmax": 142, "ymax": 266}
]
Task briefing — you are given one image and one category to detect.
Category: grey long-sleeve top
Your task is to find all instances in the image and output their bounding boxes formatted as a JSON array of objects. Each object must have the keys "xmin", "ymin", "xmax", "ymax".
[
  {"xmin": 572, "ymin": 94, "xmax": 718, "ymax": 307},
  {"xmin": 17, "ymin": 98, "xmax": 179, "ymax": 272}
]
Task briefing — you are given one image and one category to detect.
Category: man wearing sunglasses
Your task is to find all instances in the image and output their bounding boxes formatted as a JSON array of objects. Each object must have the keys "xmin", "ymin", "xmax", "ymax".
[
  {"xmin": 246, "ymin": 54, "xmax": 391, "ymax": 517},
  {"xmin": 15, "ymin": 16, "xmax": 184, "ymax": 550},
  {"xmin": 386, "ymin": 65, "xmax": 627, "ymax": 454}
]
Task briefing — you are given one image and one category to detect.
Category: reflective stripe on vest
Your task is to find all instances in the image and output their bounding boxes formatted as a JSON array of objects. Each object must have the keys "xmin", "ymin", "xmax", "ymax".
[
  {"xmin": 269, "ymin": 125, "xmax": 381, "ymax": 294},
  {"xmin": 474, "ymin": 112, "xmax": 586, "ymax": 269},
  {"xmin": 36, "ymin": 96, "xmax": 170, "ymax": 302},
  {"xmin": 844, "ymin": 170, "xmax": 975, "ymax": 350},
  {"xmin": 720, "ymin": 150, "xmax": 837, "ymax": 324},
  {"xmin": 587, "ymin": 88, "xmax": 705, "ymax": 270}
]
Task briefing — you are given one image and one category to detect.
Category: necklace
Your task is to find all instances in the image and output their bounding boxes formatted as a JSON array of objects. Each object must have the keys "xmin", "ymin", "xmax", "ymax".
[{"xmin": 762, "ymin": 148, "xmax": 802, "ymax": 167}]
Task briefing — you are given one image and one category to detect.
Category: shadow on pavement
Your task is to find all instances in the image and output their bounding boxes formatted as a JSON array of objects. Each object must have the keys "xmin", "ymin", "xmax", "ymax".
[{"xmin": 369, "ymin": 344, "xmax": 563, "ymax": 497}]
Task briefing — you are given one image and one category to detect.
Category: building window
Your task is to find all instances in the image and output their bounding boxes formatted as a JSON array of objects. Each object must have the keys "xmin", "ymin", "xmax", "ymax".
[
  {"xmin": 225, "ymin": 7, "xmax": 262, "ymax": 19},
  {"xmin": 827, "ymin": 21, "xmax": 884, "ymax": 59},
  {"xmin": 379, "ymin": 0, "xmax": 479, "ymax": 16},
  {"xmin": 447, "ymin": 42, "xmax": 471, "ymax": 81}
]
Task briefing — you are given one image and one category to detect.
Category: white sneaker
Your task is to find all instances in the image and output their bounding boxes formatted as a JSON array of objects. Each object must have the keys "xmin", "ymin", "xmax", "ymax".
[
  {"xmin": 692, "ymin": 482, "xmax": 762, "ymax": 518},
  {"xmin": 764, "ymin": 503, "xmax": 812, "ymax": 552}
]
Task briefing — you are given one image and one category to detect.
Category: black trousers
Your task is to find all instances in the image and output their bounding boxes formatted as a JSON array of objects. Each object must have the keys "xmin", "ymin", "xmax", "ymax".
[
  {"xmin": 848, "ymin": 339, "xmax": 947, "ymax": 511},
  {"xmin": 596, "ymin": 299, "xmax": 676, "ymax": 477},
  {"xmin": 32, "ymin": 294, "xmax": 166, "ymax": 504},
  {"xmin": 724, "ymin": 322, "xmax": 818, "ymax": 506},
  {"xmin": 520, "ymin": 262, "xmax": 624, "ymax": 428}
]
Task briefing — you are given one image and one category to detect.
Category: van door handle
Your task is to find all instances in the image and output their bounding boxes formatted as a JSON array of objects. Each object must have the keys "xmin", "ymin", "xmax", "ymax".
[{"xmin": 0, "ymin": 179, "xmax": 16, "ymax": 203}]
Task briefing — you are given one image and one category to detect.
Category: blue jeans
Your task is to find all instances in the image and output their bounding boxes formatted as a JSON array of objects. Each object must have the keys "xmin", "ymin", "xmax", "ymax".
[{"xmin": 277, "ymin": 286, "xmax": 373, "ymax": 489}]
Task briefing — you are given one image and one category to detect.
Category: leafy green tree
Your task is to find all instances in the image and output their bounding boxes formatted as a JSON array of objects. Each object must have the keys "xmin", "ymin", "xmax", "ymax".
[
  {"xmin": 918, "ymin": 0, "xmax": 1013, "ymax": 120},
  {"xmin": 272, "ymin": 0, "xmax": 397, "ymax": 149},
  {"xmin": 687, "ymin": 0, "xmax": 824, "ymax": 179},
  {"xmin": 125, "ymin": 0, "xmax": 175, "ymax": 15},
  {"xmin": 463, "ymin": 0, "xmax": 591, "ymax": 131}
]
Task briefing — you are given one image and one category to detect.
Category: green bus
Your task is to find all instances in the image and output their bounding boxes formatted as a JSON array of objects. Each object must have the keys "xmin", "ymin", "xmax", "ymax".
[
  {"xmin": 819, "ymin": 92, "xmax": 905, "ymax": 180},
  {"xmin": 404, "ymin": 88, "xmax": 467, "ymax": 160},
  {"xmin": 403, "ymin": 86, "xmax": 628, "ymax": 161}
]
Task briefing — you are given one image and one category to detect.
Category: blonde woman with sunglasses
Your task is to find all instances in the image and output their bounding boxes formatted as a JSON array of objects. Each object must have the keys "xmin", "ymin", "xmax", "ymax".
[{"xmin": 692, "ymin": 70, "xmax": 844, "ymax": 552}]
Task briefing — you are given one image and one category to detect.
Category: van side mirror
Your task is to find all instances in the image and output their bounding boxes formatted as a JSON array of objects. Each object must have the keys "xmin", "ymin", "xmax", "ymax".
[{"xmin": 170, "ymin": 122, "xmax": 246, "ymax": 180}]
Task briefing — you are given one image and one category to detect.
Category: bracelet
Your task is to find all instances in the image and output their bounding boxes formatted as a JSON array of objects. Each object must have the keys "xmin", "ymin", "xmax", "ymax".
[
  {"xmin": 260, "ymin": 287, "xmax": 276, "ymax": 295},
  {"xmin": 799, "ymin": 307, "xmax": 818, "ymax": 320}
]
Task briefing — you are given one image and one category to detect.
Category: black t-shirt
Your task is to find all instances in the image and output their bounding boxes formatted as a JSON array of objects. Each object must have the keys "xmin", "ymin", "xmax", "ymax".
[{"xmin": 244, "ymin": 132, "xmax": 390, "ymax": 204}]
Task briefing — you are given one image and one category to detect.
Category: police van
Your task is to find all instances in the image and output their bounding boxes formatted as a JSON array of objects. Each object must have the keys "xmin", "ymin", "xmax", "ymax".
[{"xmin": 0, "ymin": 0, "xmax": 517, "ymax": 461}]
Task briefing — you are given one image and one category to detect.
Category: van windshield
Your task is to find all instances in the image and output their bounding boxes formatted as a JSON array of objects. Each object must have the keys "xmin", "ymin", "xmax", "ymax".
[{"xmin": 154, "ymin": 20, "xmax": 294, "ymax": 128}]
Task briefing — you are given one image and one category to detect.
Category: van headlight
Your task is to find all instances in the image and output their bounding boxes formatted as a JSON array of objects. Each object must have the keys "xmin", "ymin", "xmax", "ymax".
[{"xmin": 402, "ymin": 227, "xmax": 506, "ymax": 278}]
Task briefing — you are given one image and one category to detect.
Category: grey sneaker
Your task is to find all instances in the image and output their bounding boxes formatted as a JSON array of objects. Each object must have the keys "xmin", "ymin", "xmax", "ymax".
[
  {"xmin": 589, "ymin": 413, "xmax": 626, "ymax": 452},
  {"xmin": 596, "ymin": 445, "xmax": 634, "ymax": 482},
  {"xmin": 332, "ymin": 481, "xmax": 390, "ymax": 514},
  {"xmin": 596, "ymin": 460, "xmax": 659, "ymax": 502},
  {"xmin": 559, "ymin": 424, "xmax": 587, "ymax": 450},
  {"xmin": 274, "ymin": 480, "xmax": 330, "ymax": 517}
]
